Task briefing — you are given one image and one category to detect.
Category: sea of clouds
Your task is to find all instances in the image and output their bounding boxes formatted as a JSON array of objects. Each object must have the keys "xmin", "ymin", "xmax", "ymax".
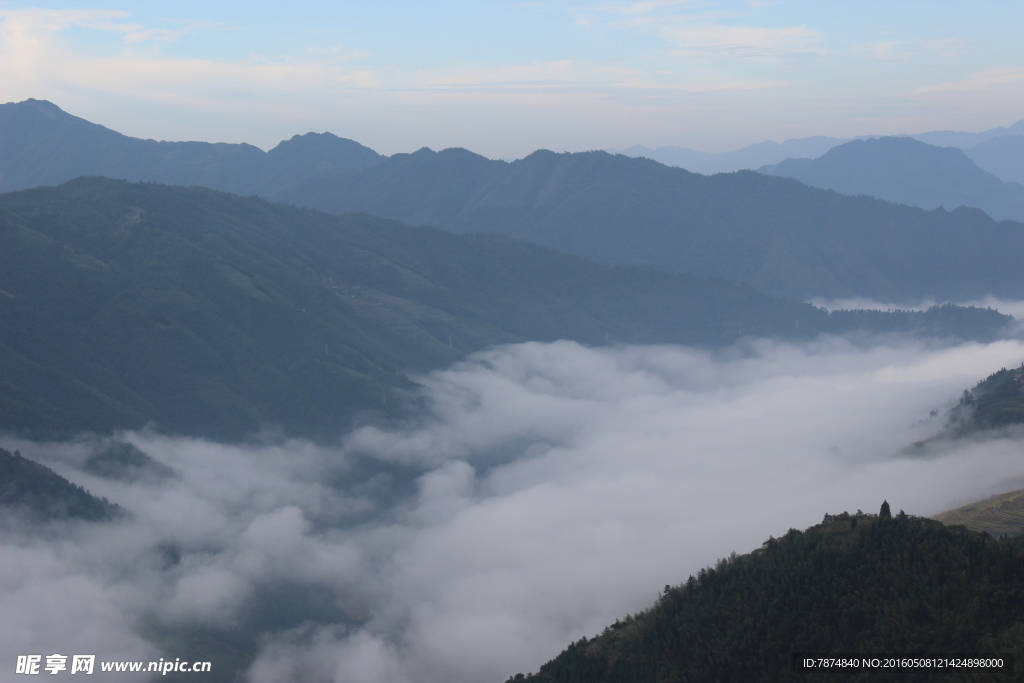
[{"xmin": 4, "ymin": 335, "xmax": 1024, "ymax": 682}]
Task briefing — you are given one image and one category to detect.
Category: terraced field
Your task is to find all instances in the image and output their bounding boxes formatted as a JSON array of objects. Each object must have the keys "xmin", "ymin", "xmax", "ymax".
[{"xmin": 935, "ymin": 487, "xmax": 1024, "ymax": 537}]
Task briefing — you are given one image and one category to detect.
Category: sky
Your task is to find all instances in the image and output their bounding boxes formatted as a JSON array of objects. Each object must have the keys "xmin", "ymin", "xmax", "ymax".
[
  {"xmin": 5, "ymin": 335, "xmax": 1024, "ymax": 682},
  {"xmin": 1, "ymin": 1, "xmax": 1022, "ymax": 157}
]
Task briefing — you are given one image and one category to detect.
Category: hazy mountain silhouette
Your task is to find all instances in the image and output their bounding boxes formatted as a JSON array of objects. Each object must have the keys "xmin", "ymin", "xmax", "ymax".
[
  {"xmin": 609, "ymin": 119, "xmax": 1024, "ymax": 175},
  {"xmin": 0, "ymin": 99, "xmax": 382, "ymax": 194},
  {"xmin": 5, "ymin": 100, "xmax": 1024, "ymax": 302},
  {"xmin": 274, "ymin": 147, "xmax": 1024, "ymax": 302},
  {"xmin": 966, "ymin": 135, "xmax": 1024, "ymax": 186},
  {"xmin": 610, "ymin": 136, "xmax": 848, "ymax": 175},
  {"xmin": 759, "ymin": 136, "xmax": 1024, "ymax": 222},
  {"xmin": 911, "ymin": 118, "xmax": 1024, "ymax": 149}
]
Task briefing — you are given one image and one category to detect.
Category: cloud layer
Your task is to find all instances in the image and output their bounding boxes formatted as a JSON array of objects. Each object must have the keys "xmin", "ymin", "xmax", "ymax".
[{"xmin": 4, "ymin": 336, "xmax": 1024, "ymax": 682}]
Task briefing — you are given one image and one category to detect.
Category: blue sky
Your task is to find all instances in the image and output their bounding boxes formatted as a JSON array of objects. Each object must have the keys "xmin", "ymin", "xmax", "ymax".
[{"xmin": 1, "ymin": 1, "xmax": 1021, "ymax": 157}]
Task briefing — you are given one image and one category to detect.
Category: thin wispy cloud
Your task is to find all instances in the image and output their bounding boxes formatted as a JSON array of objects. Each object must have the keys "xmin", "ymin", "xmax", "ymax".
[
  {"xmin": 0, "ymin": 10, "xmax": 382, "ymax": 102},
  {"xmin": 0, "ymin": 8, "xmax": 223, "ymax": 45},
  {"xmin": 121, "ymin": 21, "xmax": 225, "ymax": 44},
  {"xmin": 307, "ymin": 44, "xmax": 373, "ymax": 60},
  {"xmin": 415, "ymin": 60, "xmax": 786, "ymax": 95},
  {"xmin": 868, "ymin": 40, "xmax": 901, "ymax": 60},
  {"xmin": 572, "ymin": 1, "xmax": 822, "ymax": 59},
  {"xmin": 417, "ymin": 60, "xmax": 630, "ymax": 90},
  {"xmin": 922, "ymin": 38, "xmax": 967, "ymax": 57},
  {"xmin": 867, "ymin": 37, "xmax": 968, "ymax": 62},
  {"xmin": 915, "ymin": 67, "xmax": 1024, "ymax": 94},
  {"xmin": 0, "ymin": 8, "xmax": 784, "ymax": 121},
  {"xmin": 0, "ymin": 7, "xmax": 130, "ymax": 33},
  {"xmin": 663, "ymin": 23, "xmax": 824, "ymax": 58},
  {"xmin": 1, "ymin": 3, "xmax": 1020, "ymax": 156},
  {"xmin": 591, "ymin": 0, "xmax": 695, "ymax": 15}
]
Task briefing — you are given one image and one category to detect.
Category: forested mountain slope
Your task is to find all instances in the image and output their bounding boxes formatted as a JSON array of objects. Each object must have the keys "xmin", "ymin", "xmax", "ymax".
[
  {"xmin": 2, "ymin": 179, "xmax": 1009, "ymax": 441},
  {"xmin": 947, "ymin": 365, "xmax": 1024, "ymax": 435},
  {"xmin": 511, "ymin": 510, "xmax": 1024, "ymax": 683},
  {"xmin": 11, "ymin": 177, "xmax": 996, "ymax": 441},
  {"xmin": 0, "ymin": 447, "xmax": 119, "ymax": 521},
  {"xmin": 276, "ymin": 147, "xmax": 1024, "ymax": 302}
]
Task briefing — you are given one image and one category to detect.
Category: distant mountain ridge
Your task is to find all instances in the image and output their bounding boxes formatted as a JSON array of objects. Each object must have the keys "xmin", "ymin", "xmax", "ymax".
[
  {"xmin": 271, "ymin": 147, "xmax": 1024, "ymax": 302},
  {"xmin": 610, "ymin": 118, "xmax": 1024, "ymax": 178},
  {"xmin": 759, "ymin": 136, "xmax": 1024, "ymax": 222},
  {"xmin": 913, "ymin": 118, "xmax": 1024, "ymax": 149},
  {"xmin": 609, "ymin": 136, "xmax": 847, "ymax": 175},
  {"xmin": 967, "ymin": 135, "xmax": 1024, "ymax": 186},
  {"xmin": 5, "ymin": 100, "xmax": 1024, "ymax": 303},
  {"xmin": 0, "ymin": 99, "xmax": 383, "ymax": 195}
]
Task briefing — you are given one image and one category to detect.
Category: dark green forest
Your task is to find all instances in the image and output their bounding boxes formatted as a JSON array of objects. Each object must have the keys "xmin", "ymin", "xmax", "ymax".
[
  {"xmin": 3, "ymin": 178, "xmax": 1007, "ymax": 441},
  {"xmin": 0, "ymin": 447, "xmax": 119, "ymax": 521},
  {"xmin": 511, "ymin": 509, "xmax": 1024, "ymax": 683},
  {"xmin": 82, "ymin": 441, "xmax": 176, "ymax": 483},
  {"xmin": 949, "ymin": 365, "xmax": 1024, "ymax": 434}
]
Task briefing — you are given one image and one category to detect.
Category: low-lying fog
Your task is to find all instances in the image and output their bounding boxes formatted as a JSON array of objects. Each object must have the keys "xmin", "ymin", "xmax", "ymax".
[{"xmin": 4, "ymin": 336, "xmax": 1024, "ymax": 682}]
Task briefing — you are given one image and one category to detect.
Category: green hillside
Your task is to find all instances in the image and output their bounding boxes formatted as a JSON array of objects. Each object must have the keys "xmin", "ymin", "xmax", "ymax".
[
  {"xmin": 904, "ymin": 364, "xmax": 1024, "ymax": 457},
  {"xmin": 0, "ymin": 447, "xmax": 119, "ymax": 521},
  {"xmin": 923, "ymin": 365, "xmax": 1024, "ymax": 536},
  {"xmin": 511, "ymin": 509, "xmax": 1024, "ymax": 683},
  {"xmin": 0, "ymin": 178, "xmax": 1012, "ymax": 441},
  {"xmin": 950, "ymin": 365, "xmax": 1024, "ymax": 434}
]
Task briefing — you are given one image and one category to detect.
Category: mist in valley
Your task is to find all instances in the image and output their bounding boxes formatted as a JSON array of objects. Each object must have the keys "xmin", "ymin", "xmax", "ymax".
[{"xmin": 4, "ymin": 334, "xmax": 1024, "ymax": 682}]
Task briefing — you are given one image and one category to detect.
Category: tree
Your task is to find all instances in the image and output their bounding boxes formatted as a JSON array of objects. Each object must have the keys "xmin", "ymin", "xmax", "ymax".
[{"xmin": 880, "ymin": 500, "xmax": 892, "ymax": 519}]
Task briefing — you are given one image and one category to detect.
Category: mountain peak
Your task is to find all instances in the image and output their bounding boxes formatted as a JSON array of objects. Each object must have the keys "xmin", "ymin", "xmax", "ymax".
[
  {"xmin": 437, "ymin": 146, "xmax": 488, "ymax": 160},
  {"xmin": 267, "ymin": 131, "xmax": 382, "ymax": 170},
  {"xmin": 517, "ymin": 148, "xmax": 561, "ymax": 163},
  {"xmin": 8, "ymin": 98, "xmax": 67, "ymax": 117},
  {"xmin": 2, "ymin": 98, "xmax": 99, "ymax": 128},
  {"xmin": 761, "ymin": 136, "xmax": 1024, "ymax": 221}
]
